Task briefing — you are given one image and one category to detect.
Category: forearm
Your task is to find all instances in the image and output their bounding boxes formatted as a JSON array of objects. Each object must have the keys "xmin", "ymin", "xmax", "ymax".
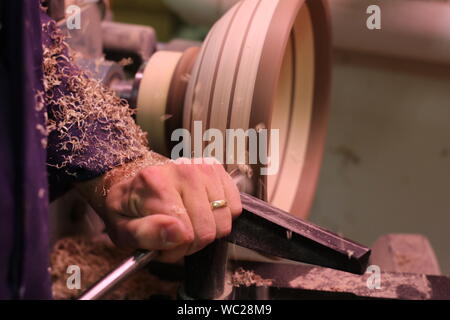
[{"xmin": 42, "ymin": 13, "xmax": 150, "ymax": 199}]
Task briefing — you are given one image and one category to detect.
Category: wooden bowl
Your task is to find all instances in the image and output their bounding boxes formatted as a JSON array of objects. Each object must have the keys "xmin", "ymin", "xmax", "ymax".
[{"xmin": 137, "ymin": 0, "xmax": 331, "ymax": 218}]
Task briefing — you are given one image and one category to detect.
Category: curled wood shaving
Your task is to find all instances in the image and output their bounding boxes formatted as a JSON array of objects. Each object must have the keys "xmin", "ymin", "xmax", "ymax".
[
  {"xmin": 230, "ymin": 267, "xmax": 273, "ymax": 287},
  {"xmin": 117, "ymin": 57, "xmax": 134, "ymax": 67}
]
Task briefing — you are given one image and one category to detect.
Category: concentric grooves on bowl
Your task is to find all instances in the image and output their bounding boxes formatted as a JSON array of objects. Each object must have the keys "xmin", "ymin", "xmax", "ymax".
[{"xmin": 183, "ymin": 0, "xmax": 331, "ymax": 218}]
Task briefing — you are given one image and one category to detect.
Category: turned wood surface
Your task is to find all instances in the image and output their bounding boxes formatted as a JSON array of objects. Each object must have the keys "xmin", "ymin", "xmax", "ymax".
[{"xmin": 183, "ymin": 0, "xmax": 331, "ymax": 219}]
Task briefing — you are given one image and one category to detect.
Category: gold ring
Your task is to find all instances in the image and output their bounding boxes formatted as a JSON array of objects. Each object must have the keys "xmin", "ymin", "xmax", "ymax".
[{"xmin": 210, "ymin": 199, "xmax": 227, "ymax": 210}]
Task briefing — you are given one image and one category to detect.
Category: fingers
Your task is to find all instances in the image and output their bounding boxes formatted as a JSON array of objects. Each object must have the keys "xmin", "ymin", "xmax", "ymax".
[
  {"xmin": 129, "ymin": 166, "xmax": 195, "ymax": 237},
  {"xmin": 216, "ymin": 165, "xmax": 243, "ymax": 219},
  {"xmin": 134, "ymin": 159, "xmax": 241, "ymax": 256},
  {"xmin": 111, "ymin": 214, "xmax": 188, "ymax": 251},
  {"xmin": 110, "ymin": 211, "xmax": 196, "ymax": 263},
  {"xmin": 104, "ymin": 157, "xmax": 242, "ymax": 262},
  {"xmin": 127, "ymin": 172, "xmax": 196, "ymax": 262},
  {"xmin": 180, "ymin": 172, "xmax": 217, "ymax": 255},
  {"xmin": 203, "ymin": 165, "xmax": 233, "ymax": 239}
]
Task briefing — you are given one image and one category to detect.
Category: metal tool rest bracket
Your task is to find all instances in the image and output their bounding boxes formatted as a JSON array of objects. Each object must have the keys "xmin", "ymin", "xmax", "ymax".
[{"xmin": 180, "ymin": 193, "xmax": 371, "ymax": 300}]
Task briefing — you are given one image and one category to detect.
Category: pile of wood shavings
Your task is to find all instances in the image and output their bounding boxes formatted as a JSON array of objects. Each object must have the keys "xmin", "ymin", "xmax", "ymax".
[
  {"xmin": 229, "ymin": 267, "xmax": 273, "ymax": 288},
  {"xmin": 50, "ymin": 236, "xmax": 180, "ymax": 300}
]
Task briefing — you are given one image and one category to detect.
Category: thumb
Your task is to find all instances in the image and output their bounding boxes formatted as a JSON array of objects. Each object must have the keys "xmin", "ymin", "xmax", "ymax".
[{"xmin": 118, "ymin": 214, "xmax": 188, "ymax": 250}]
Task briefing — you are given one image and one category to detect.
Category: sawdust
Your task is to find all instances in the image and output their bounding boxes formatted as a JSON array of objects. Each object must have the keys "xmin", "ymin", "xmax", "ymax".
[
  {"xmin": 50, "ymin": 236, "xmax": 180, "ymax": 300},
  {"xmin": 229, "ymin": 267, "xmax": 273, "ymax": 288},
  {"xmin": 288, "ymin": 267, "xmax": 432, "ymax": 300},
  {"xmin": 42, "ymin": 19, "xmax": 149, "ymax": 180}
]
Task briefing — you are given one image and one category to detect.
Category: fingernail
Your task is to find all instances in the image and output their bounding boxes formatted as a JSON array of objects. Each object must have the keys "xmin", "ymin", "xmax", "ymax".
[{"xmin": 161, "ymin": 223, "xmax": 184, "ymax": 246}]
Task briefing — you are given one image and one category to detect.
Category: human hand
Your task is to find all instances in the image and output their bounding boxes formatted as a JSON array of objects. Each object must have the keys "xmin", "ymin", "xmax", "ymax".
[{"xmin": 101, "ymin": 158, "xmax": 242, "ymax": 262}]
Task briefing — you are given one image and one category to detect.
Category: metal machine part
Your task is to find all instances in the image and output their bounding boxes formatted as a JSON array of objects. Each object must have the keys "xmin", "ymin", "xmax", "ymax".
[
  {"xmin": 101, "ymin": 21, "xmax": 156, "ymax": 63},
  {"xmin": 230, "ymin": 261, "xmax": 450, "ymax": 300},
  {"xmin": 47, "ymin": 1, "xmax": 157, "ymax": 92},
  {"xmin": 78, "ymin": 250, "xmax": 158, "ymax": 300},
  {"xmin": 181, "ymin": 192, "xmax": 370, "ymax": 300}
]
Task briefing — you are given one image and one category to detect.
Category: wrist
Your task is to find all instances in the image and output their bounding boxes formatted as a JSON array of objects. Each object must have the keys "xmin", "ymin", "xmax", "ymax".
[{"xmin": 75, "ymin": 150, "xmax": 169, "ymax": 216}]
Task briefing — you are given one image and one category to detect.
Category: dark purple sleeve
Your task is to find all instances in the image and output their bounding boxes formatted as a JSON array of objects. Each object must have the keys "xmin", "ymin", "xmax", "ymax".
[
  {"xmin": 40, "ymin": 14, "xmax": 149, "ymax": 200},
  {"xmin": 0, "ymin": 0, "xmax": 52, "ymax": 299}
]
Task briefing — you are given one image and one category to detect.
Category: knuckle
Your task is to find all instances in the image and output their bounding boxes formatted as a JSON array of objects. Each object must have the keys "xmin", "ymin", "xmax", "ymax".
[
  {"xmin": 200, "ymin": 163, "xmax": 215, "ymax": 175},
  {"xmin": 136, "ymin": 167, "xmax": 173, "ymax": 197},
  {"xmin": 183, "ymin": 230, "xmax": 195, "ymax": 245},
  {"xmin": 172, "ymin": 157, "xmax": 192, "ymax": 165},
  {"xmin": 137, "ymin": 166, "xmax": 159, "ymax": 185},
  {"xmin": 176, "ymin": 163, "xmax": 197, "ymax": 180}
]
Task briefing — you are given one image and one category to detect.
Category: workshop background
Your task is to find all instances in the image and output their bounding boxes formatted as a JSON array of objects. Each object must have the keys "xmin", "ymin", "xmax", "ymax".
[{"xmin": 107, "ymin": 0, "xmax": 450, "ymax": 274}]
